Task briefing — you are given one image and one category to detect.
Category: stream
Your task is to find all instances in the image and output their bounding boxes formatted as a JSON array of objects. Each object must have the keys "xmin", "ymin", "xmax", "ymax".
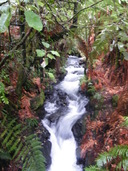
[{"xmin": 42, "ymin": 56, "xmax": 88, "ymax": 171}]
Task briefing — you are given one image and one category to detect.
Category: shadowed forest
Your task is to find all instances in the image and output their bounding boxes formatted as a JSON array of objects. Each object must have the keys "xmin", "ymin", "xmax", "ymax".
[{"xmin": 0, "ymin": 0, "xmax": 128, "ymax": 171}]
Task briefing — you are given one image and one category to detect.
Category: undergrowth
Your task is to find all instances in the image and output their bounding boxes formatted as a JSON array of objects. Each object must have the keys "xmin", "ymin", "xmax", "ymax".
[
  {"xmin": 85, "ymin": 117, "xmax": 128, "ymax": 171},
  {"xmin": 0, "ymin": 110, "xmax": 45, "ymax": 171}
]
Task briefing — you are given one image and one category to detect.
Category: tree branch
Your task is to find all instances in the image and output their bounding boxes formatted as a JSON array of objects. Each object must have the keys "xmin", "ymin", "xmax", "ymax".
[
  {"xmin": 0, "ymin": 28, "xmax": 33, "ymax": 68},
  {"xmin": 44, "ymin": 0, "xmax": 66, "ymax": 30},
  {"xmin": 0, "ymin": 1, "xmax": 8, "ymax": 6},
  {"xmin": 67, "ymin": 0, "xmax": 104, "ymax": 23}
]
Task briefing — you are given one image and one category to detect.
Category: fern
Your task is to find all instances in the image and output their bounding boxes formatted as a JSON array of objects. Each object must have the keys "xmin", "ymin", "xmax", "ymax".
[
  {"xmin": 0, "ymin": 116, "xmax": 45, "ymax": 171},
  {"xmin": 0, "ymin": 81, "xmax": 9, "ymax": 104},
  {"xmin": 85, "ymin": 165, "xmax": 105, "ymax": 171},
  {"xmin": 85, "ymin": 145, "xmax": 128, "ymax": 171},
  {"xmin": 122, "ymin": 116, "xmax": 128, "ymax": 127},
  {"xmin": 0, "ymin": 149, "xmax": 11, "ymax": 160},
  {"xmin": 97, "ymin": 145, "xmax": 128, "ymax": 166}
]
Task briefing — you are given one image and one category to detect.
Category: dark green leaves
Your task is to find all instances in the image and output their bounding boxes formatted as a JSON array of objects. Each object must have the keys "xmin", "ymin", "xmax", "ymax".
[
  {"xmin": 25, "ymin": 11, "xmax": 43, "ymax": 31},
  {"xmin": 0, "ymin": 12, "xmax": 12, "ymax": 33}
]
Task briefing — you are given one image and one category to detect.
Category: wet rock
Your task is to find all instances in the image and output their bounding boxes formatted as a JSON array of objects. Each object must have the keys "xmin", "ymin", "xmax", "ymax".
[
  {"xmin": 72, "ymin": 116, "xmax": 86, "ymax": 145},
  {"xmin": 76, "ymin": 147, "xmax": 84, "ymax": 165},
  {"xmin": 37, "ymin": 106, "xmax": 46, "ymax": 120},
  {"xmin": 41, "ymin": 140, "xmax": 52, "ymax": 169},
  {"xmin": 48, "ymin": 107, "xmax": 69, "ymax": 123},
  {"xmin": 38, "ymin": 124, "xmax": 51, "ymax": 169},
  {"xmin": 57, "ymin": 71, "xmax": 67, "ymax": 82}
]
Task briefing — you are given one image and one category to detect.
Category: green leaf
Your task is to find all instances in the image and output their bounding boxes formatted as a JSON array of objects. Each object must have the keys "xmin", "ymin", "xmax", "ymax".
[
  {"xmin": 42, "ymin": 41, "xmax": 50, "ymax": 48},
  {"xmin": 0, "ymin": 12, "xmax": 12, "ymax": 33},
  {"xmin": 36, "ymin": 49, "xmax": 45, "ymax": 57},
  {"xmin": 47, "ymin": 53, "xmax": 55, "ymax": 59},
  {"xmin": 48, "ymin": 72, "xmax": 56, "ymax": 82},
  {"xmin": 118, "ymin": 42, "xmax": 125, "ymax": 52},
  {"xmin": 50, "ymin": 51, "xmax": 60, "ymax": 57},
  {"xmin": 41, "ymin": 58, "xmax": 48, "ymax": 68},
  {"xmin": 25, "ymin": 10, "xmax": 43, "ymax": 31},
  {"xmin": 123, "ymin": 52, "xmax": 128, "ymax": 61}
]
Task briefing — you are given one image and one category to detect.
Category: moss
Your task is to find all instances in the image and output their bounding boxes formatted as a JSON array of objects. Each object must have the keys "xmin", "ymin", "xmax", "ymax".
[
  {"xmin": 30, "ymin": 90, "xmax": 45, "ymax": 111},
  {"xmin": 87, "ymin": 85, "xmax": 96, "ymax": 96},
  {"xmin": 112, "ymin": 94, "xmax": 118, "ymax": 107},
  {"xmin": 15, "ymin": 66, "xmax": 27, "ymax": 98}
]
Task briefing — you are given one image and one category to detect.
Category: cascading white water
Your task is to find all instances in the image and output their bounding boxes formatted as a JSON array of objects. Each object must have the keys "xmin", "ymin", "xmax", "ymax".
[{"xmin": 42, "ymin": 56, "xmax": 88, "ymax": 171}]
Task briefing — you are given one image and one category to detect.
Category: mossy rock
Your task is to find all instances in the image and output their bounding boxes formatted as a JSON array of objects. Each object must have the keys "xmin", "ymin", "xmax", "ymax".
[
  {"xmin": 87, "ymin": 85, "xmax": 96, "ymax": 96},
  {"xmin": 30, "ymin": 90, "xmax": 45, "ymax": 111},
  {"xmin": 112, "ymin": 94, "xmax": 118, "ymax": 107}
]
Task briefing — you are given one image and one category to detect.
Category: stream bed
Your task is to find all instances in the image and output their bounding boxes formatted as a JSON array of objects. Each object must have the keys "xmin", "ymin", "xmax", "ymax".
[{"xmin": 42, "ymin": 56, "xmax": 88, "ymax": 171}]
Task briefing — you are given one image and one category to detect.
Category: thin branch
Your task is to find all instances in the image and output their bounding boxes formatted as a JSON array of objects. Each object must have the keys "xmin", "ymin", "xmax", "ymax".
[
  {"xmin": 67, "ymin": 0, "xmax": 104, "ymax": 23},
  {"xmin": 44, "ymin": 0, "xmax": 66, "ymax": 30},
  {"xmin": 0, "ymin": 28, "xmax": 33, "ymax": 68},
  {"xmin": 0, "ymin": 1, "xmax": 8, "ymax": 6}
]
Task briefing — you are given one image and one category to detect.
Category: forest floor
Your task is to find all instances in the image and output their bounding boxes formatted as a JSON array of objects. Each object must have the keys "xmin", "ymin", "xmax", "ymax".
[{"xmin": 81, "ymin": 54, "xmax": 128, "ymax": 168}]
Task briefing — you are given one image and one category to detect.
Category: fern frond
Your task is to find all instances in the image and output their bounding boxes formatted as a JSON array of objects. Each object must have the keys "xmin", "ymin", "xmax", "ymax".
[
  {"xmin": 96, "ymin": 151, "xmax": 113, "ymax": 167},
  {"xmin": 0, "ymin": 119, "xmax": 16, "ymax": 138},
  {"xmin": 12, "ymin": 142, "xmax": 23, "ymax": 159},
  {"xmin": 15, "ymin": 146, "xmax": 28, "ymax": 162},
  {"xmin": 2, "ymin": 130, "xmax": 14, "ymax": 145},
  {"xmin": 122, "ymin": 116, "xmax": 128, "ymax": 127},
  {"xmin": 0, "ymin": 149, "xmax": 11, "ymax": 160},
  {"xmin": 0, "ymin": 116, "xmax": 45, "ymax": 171},
  {"xmin": 85, "ymin": 165, "xmax": 105, "ymax": 171},
  {"xmin": 96, "ymin": 145, "xmax": 128, "ymax": 167},
  {"xmin": 117, "ymin": 158, "xmax": 128, "ymax": 171},
  {"xmin": 22, "ymin": 134, "xmax": 45, "ymax": 171},
  {"xmin": 9, "ymin": 138, "xmax": 21, "ymax": 153}
]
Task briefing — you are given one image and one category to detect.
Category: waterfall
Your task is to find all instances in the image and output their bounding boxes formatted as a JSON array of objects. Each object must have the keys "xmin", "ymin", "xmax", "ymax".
[{"xmin": 42, "ymin": 56, "xmax": 88, "ymax": 171}]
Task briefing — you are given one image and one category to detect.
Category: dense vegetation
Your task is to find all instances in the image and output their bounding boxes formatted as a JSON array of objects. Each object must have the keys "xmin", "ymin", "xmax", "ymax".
[{"xmin": 0, "ymin": 0, "xmax": 128, "ymax": 170}]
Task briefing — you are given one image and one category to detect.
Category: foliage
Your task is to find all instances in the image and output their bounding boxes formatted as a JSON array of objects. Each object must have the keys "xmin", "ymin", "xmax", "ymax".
[
  {"xmin": 1, "ymin": 0, "xmax": 128, "ymax": 170},
  {"xmin": 0, "ymin": 82, "xmax": 9, "ymax": 104},
  {"xmin": 0, "ymin": 115, "xmax": 45, "ymax": 171},
  {"xmin": 93, "ymin": 92, "xmax": 104, "ymax": 109},
  {"xmin": 85, "ymin": 115, "xmax": 128, "ymax": 171},
  {"xmin": 80, "ymin": 75, "xmax": 88, "ymax": 86},
  {"xmin": 36, "ymin": 40, "xmax": 60, "ymax": 69},
  {"xmin": 85, "ymin": 145, "xmax": 128, "ymax": 171},
  {"xmin": 85, "ymin": 165, "xmax": 105, "ymax": 171},
  {"xmin": 0, "ymin": 10, "xmax": 11, "ymax": 33},
  {"xmin": 25, "ymin": 118, "xmax": 38, "ymax": 128},
  {"xmin": 0, "ymin": 149, "xmax": 11, "ymax": 160},
  {"xmin": 25, "ymin": 10, "xmax": 43, "ymax": 31},
  {"xmin": 112, "ymin": 94, "xmax": 119, "ymax": 107},
  {"xmin": 122, "ymin": 116, "xmax": 128, "ymax": 127},
  {"xmin": 87, "ymin": 82, "xmax": 96, "ymax": 96},
  {"xmin": 90, "ymin": 0, "xmax": 128, "ymax": 61}
]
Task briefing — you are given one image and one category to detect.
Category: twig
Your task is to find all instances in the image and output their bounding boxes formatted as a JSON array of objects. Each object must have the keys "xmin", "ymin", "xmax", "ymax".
[
  {"xmin": 44, "ymin": 0, "xmax": 66, "ymax": 30},
  {"xmin": 67, "ymin": 0, "xmax": 104, "ymax": 23}
]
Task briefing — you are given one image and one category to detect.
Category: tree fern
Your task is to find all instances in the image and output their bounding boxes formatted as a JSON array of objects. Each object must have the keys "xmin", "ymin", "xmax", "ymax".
[{"xmin": 0, "ymin": 116, "xmax": 45, "ymax": 171}]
